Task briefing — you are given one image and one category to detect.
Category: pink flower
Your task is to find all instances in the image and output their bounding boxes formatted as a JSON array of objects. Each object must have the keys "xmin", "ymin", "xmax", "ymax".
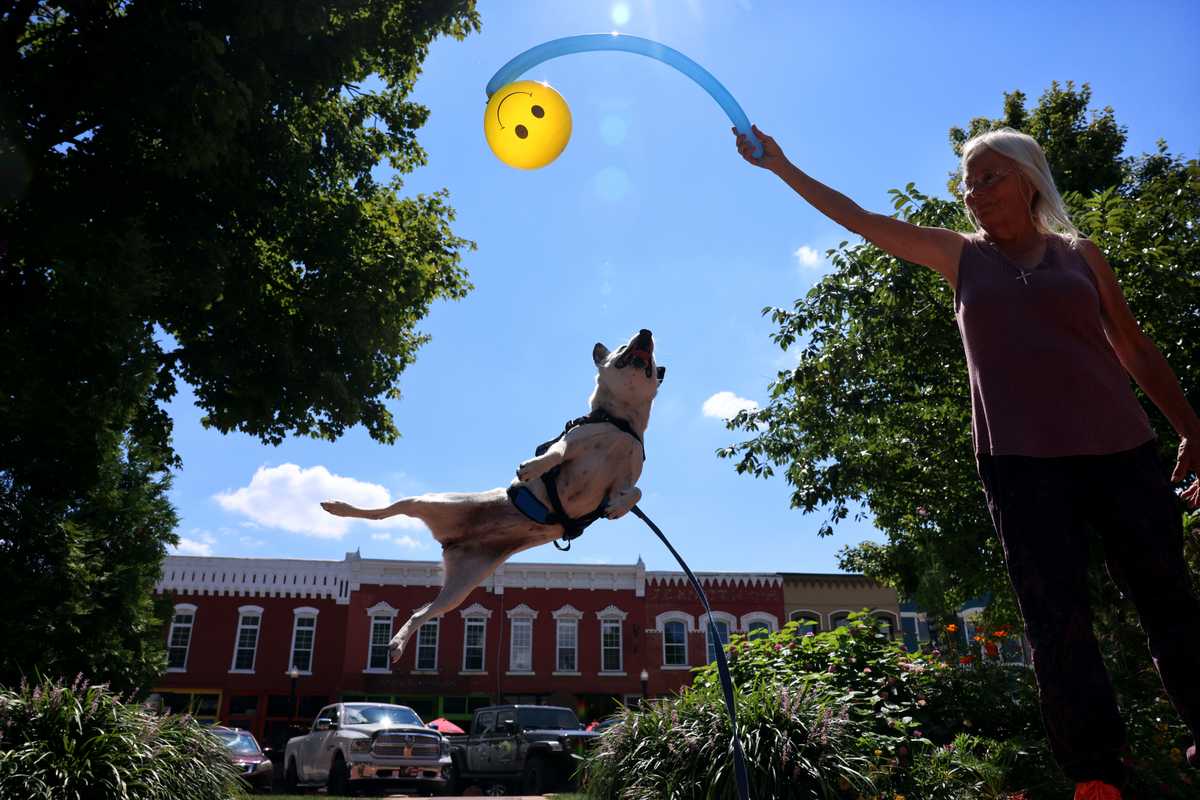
[{"xmin": 774, "ymin": 643, "xmax": 782, "ymax": 651}]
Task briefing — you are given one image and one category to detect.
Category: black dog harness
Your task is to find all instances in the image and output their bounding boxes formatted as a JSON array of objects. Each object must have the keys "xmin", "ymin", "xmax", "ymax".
[{"xmin": 507, "ymin": 409, "xmax": 645, "ymax": 551}]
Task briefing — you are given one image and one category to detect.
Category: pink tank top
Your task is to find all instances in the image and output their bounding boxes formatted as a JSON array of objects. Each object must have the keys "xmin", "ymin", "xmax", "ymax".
[{"xmin": 954, "ymin": 234, "xmax": 1153, "ymax": 457}]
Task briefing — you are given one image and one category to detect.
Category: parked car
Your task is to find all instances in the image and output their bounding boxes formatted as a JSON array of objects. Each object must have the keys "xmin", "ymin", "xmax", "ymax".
[
  {"xmin": 443, "ymin": 705, "xmax": 599, "ymax": 795},
  {"xmin": 283, "ymin": 702, "xmax": 451, "ymax": 795},
  {"xmin": 210, "ymin": 726, "xmax": 273, "ymax": 791}
]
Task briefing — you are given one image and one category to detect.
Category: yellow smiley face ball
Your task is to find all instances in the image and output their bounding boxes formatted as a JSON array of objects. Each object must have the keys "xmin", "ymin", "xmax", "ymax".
[{"xmin": 484, "ymin": 80, "xmax": 572, "ymax": 170}]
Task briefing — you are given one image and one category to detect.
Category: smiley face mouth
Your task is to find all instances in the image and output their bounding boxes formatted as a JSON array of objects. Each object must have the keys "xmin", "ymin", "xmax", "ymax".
[{"xmin": 496, "ymin": 91, "xmax": 546, "ymax": 139}]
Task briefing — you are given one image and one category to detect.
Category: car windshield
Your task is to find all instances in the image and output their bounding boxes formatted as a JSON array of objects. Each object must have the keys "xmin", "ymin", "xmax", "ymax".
[
  {"xmin": 212, "ymin": 729, "xmax": 261, "ymax": 756},
  {"xmin": 517, "ymin": 707, "xmax": 582, "ymax": 730},
  {"xmin": 342, "ymin": 704, "xmax": 423, "ymax": 727}
]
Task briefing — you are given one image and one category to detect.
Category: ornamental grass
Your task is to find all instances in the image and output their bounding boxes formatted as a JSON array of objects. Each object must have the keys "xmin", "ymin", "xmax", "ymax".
[{"xmin": 0, "ymin": 675, "xmax": 245, "ymax": 800}]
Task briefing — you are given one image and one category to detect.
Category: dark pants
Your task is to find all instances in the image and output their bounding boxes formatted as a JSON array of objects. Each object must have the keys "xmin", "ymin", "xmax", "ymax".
[{"xmin": 978, "ymin": 439, "xmax": 1200, "ymax": 787}]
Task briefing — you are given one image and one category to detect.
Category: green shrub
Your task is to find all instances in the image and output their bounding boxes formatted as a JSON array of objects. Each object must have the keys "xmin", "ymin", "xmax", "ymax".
[
  {"xmin": 584, "ymin": 613, "xmax": 1199, "ymax": 799},
  {"xmin": 0, "ymin": 675, "xmax": 245, "ymax": 800}
]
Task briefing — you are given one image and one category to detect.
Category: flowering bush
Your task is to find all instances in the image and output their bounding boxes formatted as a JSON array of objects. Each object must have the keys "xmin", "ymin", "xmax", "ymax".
[{"xmin": 582, "ymin": 612, "xmax": 1196, "ymax": 799}]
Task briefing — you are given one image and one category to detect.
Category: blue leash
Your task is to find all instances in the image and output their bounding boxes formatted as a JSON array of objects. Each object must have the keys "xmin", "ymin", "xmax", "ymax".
[{"xmin": 632, "ymin": 505, "xmax": 751, "ymax": 800}]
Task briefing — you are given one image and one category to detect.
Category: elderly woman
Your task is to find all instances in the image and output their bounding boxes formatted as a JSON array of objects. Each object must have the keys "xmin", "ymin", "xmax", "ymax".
[{"xmin": 735, "ymin": 124, "xmax": 1200, "ymax": 800}]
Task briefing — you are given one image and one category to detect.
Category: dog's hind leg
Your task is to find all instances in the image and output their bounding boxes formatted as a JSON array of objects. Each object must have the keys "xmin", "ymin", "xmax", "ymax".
[
  {"xmin": 389, "ymin": 543, "xmax": 515, "ymax": 662},
  {"xmin": 320, "ymin": 499, "xmax": 420, "ymax": 521}
]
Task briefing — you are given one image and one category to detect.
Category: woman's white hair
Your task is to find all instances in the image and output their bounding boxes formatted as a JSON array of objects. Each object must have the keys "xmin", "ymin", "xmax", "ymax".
[{"xmin": 960, "ymin": 127, "xmax": 1081, "ymax": 244}]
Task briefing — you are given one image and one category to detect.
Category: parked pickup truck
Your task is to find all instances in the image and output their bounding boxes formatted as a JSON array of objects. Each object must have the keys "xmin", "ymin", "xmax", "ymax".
[
  {"xmin": 444, "ymin": 705, "xmax": 599, "ymax": 795},
  {"xmin": 284, "ymin": 701, "xmax": 451, "ymax": 795}
]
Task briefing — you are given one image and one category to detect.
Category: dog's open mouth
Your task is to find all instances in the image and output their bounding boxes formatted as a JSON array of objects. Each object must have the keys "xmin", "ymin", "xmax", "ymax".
[{"xmin": 614, "ymin": 330, "xmax": 662, "ymax": 380}]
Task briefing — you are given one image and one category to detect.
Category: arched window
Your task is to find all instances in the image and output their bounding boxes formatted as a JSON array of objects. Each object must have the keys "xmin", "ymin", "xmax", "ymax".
[
  {"xmin": 788, "ymin": 609, "xmax": 822, "ymax": 635},
  {"xmin": 166, "ymin": 603, "xmax": 197, "ymax": 672}
]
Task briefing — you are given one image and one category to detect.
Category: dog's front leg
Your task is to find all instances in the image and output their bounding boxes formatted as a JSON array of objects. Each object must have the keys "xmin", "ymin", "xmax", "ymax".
[
  {"xmin": 516, "ymin": 439, "xmax": 567, "ymax": 482},
  {"xmin": 605, "ymin": 484, "xmax": 642, "ymax": 519}
]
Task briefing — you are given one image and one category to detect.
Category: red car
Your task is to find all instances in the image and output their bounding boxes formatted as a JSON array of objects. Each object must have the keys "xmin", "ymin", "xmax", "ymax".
[{"xmin": 211, "ymin": 726, "xmax": 274, "ymax": 791}]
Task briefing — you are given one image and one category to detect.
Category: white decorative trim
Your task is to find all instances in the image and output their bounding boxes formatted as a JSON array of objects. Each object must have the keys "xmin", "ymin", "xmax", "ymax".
[
  {"xmin": 646, "ymin": 571, "xmax": 782, "ymax": 587},
  {"xmin": 237, "ymin": 604, "xmax": 265, "ymax": 615},
  {"xmin": 460, "ymin": 602, "xmax": 493, "ymax": 620},
  {"xmin": 367, "ymin": 602, "xmax": 398, "ymax": 618},
  {"xmin": 505, "ymin": 671, "xmax": 536, "ymax": 676},
  {"xmin": 410, "ymin": 670, "xmax": 439, "ymax": 675},
  {"xmin": 552, "ymin": 604, "xmax": 584, "ymax": 621},
  {"xmin": 655, "ymin": 611, "xmax": 695, "ymax": 632},
  {"xmin": 458, "ymin": 670, "xmax": 488, "ymax": 676},
  {"xmin": 661, "ymin": 664, "xmax": 693, "ymax": 671},
  {"xmin": 173, "ymin": 603, "xmax": 198, "ymax": 613},
  {"xmin": 363, "ymin": 668, "xmax": 392, "ymax": 675},
  {"xmin": 740, "ymin": 611, "xmax": 779, "ymax": 631},
  {"xmin": 293, "ymin": 606, "xmax": 319, "ymax": 616},
  {"xmin": 596, "ymin": 671, "xmax": 627, "ymax": 677},
  {"xmin": 596, "ymin": 604, "xmax": 628, "ymax": 621},
  {"xmin": 506, "ymin": 603, "xmax": 538, "ymax": 620},
  {"xmin": 552, "ymin": 671, "xmax": 581, "ymax": 677}
]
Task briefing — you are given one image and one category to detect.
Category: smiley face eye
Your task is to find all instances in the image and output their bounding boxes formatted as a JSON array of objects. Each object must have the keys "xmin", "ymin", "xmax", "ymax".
[
  {"xmin": 531, "ymin": 105, "xmax": 545, "ymax": 118},
  {"xmin": 515, "ymin": 125, "xmax": 528, "ymax": 139}
]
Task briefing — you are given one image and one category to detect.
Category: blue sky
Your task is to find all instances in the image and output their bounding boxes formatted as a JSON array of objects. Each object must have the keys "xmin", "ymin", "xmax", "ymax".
[{"xmin": 165, "ymin": 1, "xmax": 1200, "ymax": 574}]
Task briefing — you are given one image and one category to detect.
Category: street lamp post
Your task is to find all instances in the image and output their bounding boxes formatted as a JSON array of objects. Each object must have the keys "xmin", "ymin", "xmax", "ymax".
[
  {"xmin": 639, "ymin": 668, "xmax": 649, "ymax": 706},
  {"xmin": 287, "ymin": 666, "xmax": 300, "ymax": 728}
]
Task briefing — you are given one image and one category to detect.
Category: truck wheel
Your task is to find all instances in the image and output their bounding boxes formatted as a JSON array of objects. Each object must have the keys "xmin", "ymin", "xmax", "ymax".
[
  {"xmin": 285, "ymin": 758, "xmax": 300, "ymax": 793},
  {"xmin": 327, "ymin": 752, "xmax": 351, "ymax": 796},
  {"xmin": 439, "ymin": 760, "xmax": 462, "ymax": 795},
  {"xmin": 522, "ymin": 756, "xmax": 549, "ymax": 794}
]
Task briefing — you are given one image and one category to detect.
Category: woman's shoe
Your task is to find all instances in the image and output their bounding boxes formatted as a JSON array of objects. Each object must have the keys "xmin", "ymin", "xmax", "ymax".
[{"xmin": 1074, "ymin": 780, "xmax": 1122, "ymax": 800}]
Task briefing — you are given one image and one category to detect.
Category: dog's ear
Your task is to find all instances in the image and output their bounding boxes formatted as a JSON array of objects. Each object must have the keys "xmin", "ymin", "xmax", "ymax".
[{"xmin": 593, "ymin": 343, "xmax": 609, "ymax": 366}]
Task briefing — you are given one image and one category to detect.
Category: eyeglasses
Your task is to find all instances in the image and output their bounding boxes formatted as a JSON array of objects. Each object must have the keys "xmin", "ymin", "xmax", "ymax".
[{"xmin": 959, "ymin": 168, "xmax": 1013, "ymax": 196}]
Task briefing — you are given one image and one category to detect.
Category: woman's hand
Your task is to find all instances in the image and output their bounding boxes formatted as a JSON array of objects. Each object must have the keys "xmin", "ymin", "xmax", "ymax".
[
  {"xmin": 733, "ymin": 124, "xmax": 786, "ymax": 172},
  {"xmin": 1171, "ymin": 437, "xmax": 1200, "ymax": 508}
]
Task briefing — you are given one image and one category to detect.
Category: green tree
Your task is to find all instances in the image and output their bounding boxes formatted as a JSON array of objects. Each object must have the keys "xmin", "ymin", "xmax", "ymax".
[
  {"xmin": 0, "ymin": 0, "xmax": 479, "ymax": 691},
  {"xmin": 719, "ymin": 83, "xmax": 1200, "ymax": 628}
]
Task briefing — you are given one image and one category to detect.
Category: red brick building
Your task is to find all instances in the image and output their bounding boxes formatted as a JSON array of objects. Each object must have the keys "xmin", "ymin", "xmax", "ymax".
[{"xmin": 152, "ymin": 552, "xmax": 890, "ymax": 751}]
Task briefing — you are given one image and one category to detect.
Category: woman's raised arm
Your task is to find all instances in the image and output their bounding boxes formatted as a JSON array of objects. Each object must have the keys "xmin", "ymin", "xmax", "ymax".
[{"xmin": 735, "ymin": 125, "xmax": 965, "ymax": 284}]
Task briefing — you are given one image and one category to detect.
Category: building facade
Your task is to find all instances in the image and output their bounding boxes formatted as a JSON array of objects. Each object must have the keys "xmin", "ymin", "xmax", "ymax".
[{"xmin": 153, "ymin": 552, "xmax": 900, "ymax": 751}]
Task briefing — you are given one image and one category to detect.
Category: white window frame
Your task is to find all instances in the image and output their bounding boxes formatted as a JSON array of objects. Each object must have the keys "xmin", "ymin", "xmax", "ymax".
[
  {"xmin": 364, "ymin": 602, "xmax": 398, "ymax": 674},
  {"xmin": 553, "ymin": 605, "xmax": 583, "ymax": 676},
  {"xmin": 597, "ymin": 605, "xmax": 627, "ymax": 675},
  {"xmin": 740, "ymin": 612, "xmax": 779, "ymax": 637},
  {"xmin": 830, "ymin": 609, "xmax": 853, "ymax": 629},
  {"xmin": 414, "ymin": 618, "xmax": 439, "ymax": 672},
  {"xmin": 655, "ymin": 611, "xmax": 694, "ymax": 669},
  {"xmin": 506, "ymin": 603, "xmax": 538, "ymax": 675},
  {"xmin": 288, "ymin": 606, "xmax": 319, "ymax": 675},
  {"xmin": 229, "ymin": 605, "xmax": 264, "ymax": 674},
  {"xmin": 700, "ymin": 611, "xmax": 737, "ymax": 663},
  {"xmin": 789, "ymin": 608, "xmax": 823, "ymax": 633},
  {"xmin": 871, "ymin": 609, "xmax": 899, "ymax": 640},
  {"xmin": 166, "ymin": 603, "xmax": 197, "ymax": 673},
  {"xmin": 460, "ymin": 602, "xmax": 492, "ymax": 674}
]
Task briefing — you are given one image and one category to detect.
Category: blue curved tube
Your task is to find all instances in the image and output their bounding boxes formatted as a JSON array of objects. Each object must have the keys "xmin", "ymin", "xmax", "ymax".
[{"xmin": 486, "ymin": 33, "xmax": 762, "ymax": 159}]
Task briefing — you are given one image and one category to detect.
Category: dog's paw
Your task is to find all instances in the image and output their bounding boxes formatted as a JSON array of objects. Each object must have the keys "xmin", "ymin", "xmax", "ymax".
[{"xmin": 321, "ymin": 501, "xmax": 355, "ymax": 517}]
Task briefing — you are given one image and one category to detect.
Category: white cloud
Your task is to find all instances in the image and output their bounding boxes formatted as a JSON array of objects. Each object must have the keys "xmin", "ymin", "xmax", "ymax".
[
  {"xmin": 702, "ymin": 391, "xmax": 759, "ymax": 420},
  {"xmin": 214, "ymin": 464, "xmax": 428, "ymax": 540},
  {"xmin": 238, "ymin": 536, "xmax": 266, "ymax": 548},
  {"xmin": 370, "ymin": 532, "xmax": 428, "ymax": 550},
  {"xmin": 794, "ymin": 245, "xmax": 821, "ymax": 269},
  {"xmin": 171, "ymin": 537, "xmax": 213, "ymax": 556}
]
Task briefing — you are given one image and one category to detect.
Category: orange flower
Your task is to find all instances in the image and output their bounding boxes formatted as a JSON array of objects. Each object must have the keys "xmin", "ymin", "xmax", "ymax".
[
  {"xmin": 959, "ymin": 655, "xmax": 975, "ymax": 665},
  {"xmin": 992, "ymin": 629, "xmax": 1008, "ymax": 638},
  {"xmin": 945, "ymin": 623, "xmax": 958, "ymax": 634},
  {"xmin": 973, "ymin": 634, "xmax": 984, "ymax": 642}
]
